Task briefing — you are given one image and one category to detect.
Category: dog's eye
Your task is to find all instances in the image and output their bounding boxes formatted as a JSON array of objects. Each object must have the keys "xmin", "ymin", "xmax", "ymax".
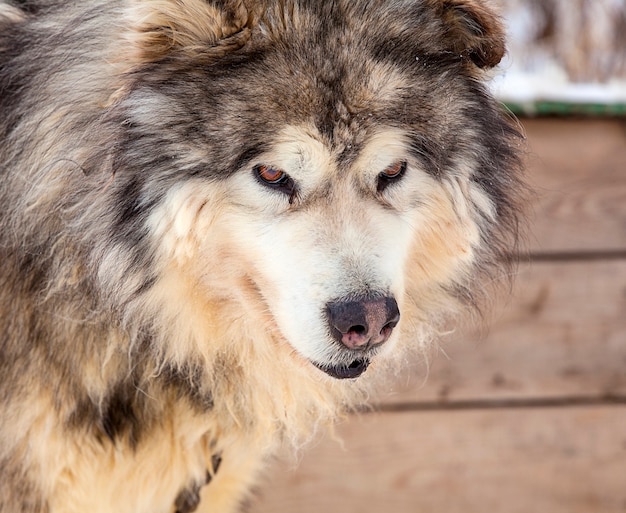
[
  {"xmin": 377, "ymin": 160, "xmax": 407, "ymax": 193},
  {"xmin": 254, "ymin": 164, "xmax": 297, "ymax": 200},
  {"xmin": 256, "ymin": 164, "xmax": 286, "ymax": 184}
]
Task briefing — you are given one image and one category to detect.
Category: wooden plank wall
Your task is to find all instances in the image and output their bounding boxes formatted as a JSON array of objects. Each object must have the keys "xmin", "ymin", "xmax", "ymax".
[{"xmin": 250, "ymin": 118, "xmax": 626, "ymax": 513}]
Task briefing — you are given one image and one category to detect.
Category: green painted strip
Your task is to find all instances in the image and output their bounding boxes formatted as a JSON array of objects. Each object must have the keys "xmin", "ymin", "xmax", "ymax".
[{"xmin": 504, "ymin": 101, "xmax": 626, "ymax": 116}]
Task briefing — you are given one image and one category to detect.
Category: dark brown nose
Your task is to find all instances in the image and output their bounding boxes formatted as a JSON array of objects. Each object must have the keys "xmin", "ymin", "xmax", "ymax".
[{"xmin": 326, "ymin": 296, "xmax": 400, "ymax": 350}]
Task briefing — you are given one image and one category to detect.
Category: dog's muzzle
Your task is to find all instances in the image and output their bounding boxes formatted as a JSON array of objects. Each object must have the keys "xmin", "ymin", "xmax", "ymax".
[{"xmin": 313, "ymin": 296, "xmax": 400, "ymax": 379}]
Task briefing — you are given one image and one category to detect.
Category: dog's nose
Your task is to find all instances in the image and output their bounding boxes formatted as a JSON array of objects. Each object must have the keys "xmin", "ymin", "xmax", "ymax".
[{"xmin": 326, "ymin": 296, "xmax": 400, "ymax": 350}]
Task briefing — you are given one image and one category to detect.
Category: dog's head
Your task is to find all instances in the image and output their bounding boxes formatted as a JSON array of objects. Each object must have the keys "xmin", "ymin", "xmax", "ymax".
[{"xmin": 105, "ymin": 0, "xmax": 522, "ymax": 380}]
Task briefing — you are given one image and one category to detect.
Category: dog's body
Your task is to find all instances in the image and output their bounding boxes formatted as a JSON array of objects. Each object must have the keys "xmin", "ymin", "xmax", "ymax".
[{"xmin": 0, "ymin": 1, "xmax": 523, "ymax": 512}]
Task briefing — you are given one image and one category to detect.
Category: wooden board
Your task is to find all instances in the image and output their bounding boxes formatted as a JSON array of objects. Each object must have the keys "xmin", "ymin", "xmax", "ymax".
[
  {"xmin": 522, "ymin": 118, "xmax": 626, "ymax": 253},
  {"xmin": 380, "ymin": 259, "xmax": 626, "ymax": 405},
  {"xmin": 251, "ymin": 406, "xmax": 626, "ymax": 513}
]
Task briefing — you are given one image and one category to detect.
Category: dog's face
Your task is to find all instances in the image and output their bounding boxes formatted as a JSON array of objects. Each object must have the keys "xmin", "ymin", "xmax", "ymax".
[
  {"xmin": 107, "ymin": 0, "xmax": 521, "ymax": 379},
  {"xmin": 222, "ymin": 127, "xmax": 420, "ymax": 378}
]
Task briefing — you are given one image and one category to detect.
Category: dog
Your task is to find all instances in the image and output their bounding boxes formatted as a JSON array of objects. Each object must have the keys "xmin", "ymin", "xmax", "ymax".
[{"xmin": 0, "ymin": 1, "xmax": 524, "ymax": 512}]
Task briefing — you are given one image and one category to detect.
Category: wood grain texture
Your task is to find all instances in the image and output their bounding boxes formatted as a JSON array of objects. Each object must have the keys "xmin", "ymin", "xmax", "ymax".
[
  {"xmin": 251, "ymin": 407, "xmax": 626, "ymax": 513},
  {"xmin": 523, "ymin": 118, "xmax": 626, "ymax": 253},
  {"xmin": 381, "ymin": 259, "xmax": 626, "ymax": 405}
]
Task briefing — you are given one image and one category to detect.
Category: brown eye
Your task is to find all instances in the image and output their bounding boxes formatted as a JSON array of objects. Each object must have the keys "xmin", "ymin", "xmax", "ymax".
[
  {"xmin": 382, "ymin": 161, "xmax": 405, "ymax": 178},
  {"xmin": 377, "ymin": 160, "xmax": 406, "ymax": 192},
  {"xmin": 256, "ymin": 164, "xmax": 286, "ymax": 184},
  {"xmin": 253, "ymin": 164, "xmax": 297, "ymax": 201}
]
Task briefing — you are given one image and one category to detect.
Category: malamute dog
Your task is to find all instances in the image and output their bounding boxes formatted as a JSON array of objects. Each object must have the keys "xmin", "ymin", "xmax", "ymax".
[{"xmin": 0, "ymin": 1, "xmax": 523, "ymax": 512}]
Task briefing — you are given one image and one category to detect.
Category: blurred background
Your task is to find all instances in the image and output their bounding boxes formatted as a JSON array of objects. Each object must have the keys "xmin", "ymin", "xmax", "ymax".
[{"xmin": 252, "ymin": 2, "xmax": 626, "ymax": 512}]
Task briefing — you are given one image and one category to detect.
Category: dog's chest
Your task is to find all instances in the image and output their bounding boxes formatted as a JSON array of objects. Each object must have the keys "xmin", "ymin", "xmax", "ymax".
[{"xmin": 49, "ymin": 413, "xmax": 220, "ymax": 513}]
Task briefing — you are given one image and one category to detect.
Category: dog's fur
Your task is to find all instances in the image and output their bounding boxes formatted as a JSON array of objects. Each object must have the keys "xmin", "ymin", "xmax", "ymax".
[{"xmin": 0, "ymin": 1, "xmax": 523, "ymax": 512}]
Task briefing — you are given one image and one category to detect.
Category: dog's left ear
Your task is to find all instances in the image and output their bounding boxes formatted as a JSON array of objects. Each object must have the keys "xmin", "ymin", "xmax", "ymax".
[
  {"xmin": 124, "ymin": 0, "xmax": 257, "ymax": 65},
  {"xmin": 437, "ymin": 0, "xmax": 506, "ymax": 68}
]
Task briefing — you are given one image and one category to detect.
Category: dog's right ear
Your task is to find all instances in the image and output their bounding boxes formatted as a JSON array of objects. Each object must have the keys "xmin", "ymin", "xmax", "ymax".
[
  {"xmin": 124, "ymin": 0, "xmax": 257, "ymax": 65},
  {"xmin": 435, "ymin": 0, "xmax": 506, "ymax": 69}
]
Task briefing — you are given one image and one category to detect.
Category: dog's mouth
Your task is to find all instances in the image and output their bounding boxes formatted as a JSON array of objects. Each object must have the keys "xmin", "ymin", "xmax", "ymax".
[{"xmin": 312, "ymin": 358, "xmax": 370, "ymax": 379}]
